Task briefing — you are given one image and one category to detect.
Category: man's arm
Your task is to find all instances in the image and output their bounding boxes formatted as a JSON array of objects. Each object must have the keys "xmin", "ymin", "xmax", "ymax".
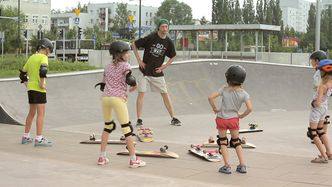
[
  {"xmin": 155, "ymin": 56, "xmax": 176, "ymax": 73},
  {"xmin": 131, "ymin": 42, "xmax": 145, "ymax": 69}
]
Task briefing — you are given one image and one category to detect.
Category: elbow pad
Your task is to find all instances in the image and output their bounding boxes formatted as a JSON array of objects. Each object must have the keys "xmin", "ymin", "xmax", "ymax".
[
  {"xmin": 19, "ymin": 69, "xmax": 28, "ymax": 83},
  {"xmin": 126, "ymin": 72, "xmax": 136, "ymax": 86},
  {"xmin": 95, "ymin": 82, "xmax": 105, "ymax": 92},
  {"xmin": 39, "ymin": 64, "xmax": 48, "ymax": 78}
]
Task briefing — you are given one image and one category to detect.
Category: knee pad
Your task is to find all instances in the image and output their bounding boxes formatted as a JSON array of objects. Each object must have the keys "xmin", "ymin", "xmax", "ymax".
[
  {"xmin": 121, "ymin": 121, "xmax": 133, "ymax": 137},
  {"xmin": 307, "ymin": 127, "xmax": 318, "ymax": 140},
  {"xmin": 216, "ymin": 135, "xmax": 228, "ymax": 146},
  {"xmin": 317, "ymin": 127, "xmax": 326, "ymax": 137},
  {"xmin": 230, "ymin": 138, "xmax": 241, "ymax": 148},
  {"xmin": 104, "ymin": 121, "xmax": 116, "ymax": 133}
]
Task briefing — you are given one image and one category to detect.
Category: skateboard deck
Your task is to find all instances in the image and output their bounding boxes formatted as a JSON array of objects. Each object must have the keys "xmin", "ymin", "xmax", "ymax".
[
  {"xmin": 227, "ymin": 123, "xmax": 263, "ymax": 134},
  {"xmin": 80, "ymin": 134, "xmax": 136, "ymax": 144},
  {"xmin": 136, "ymin": 127, "xmax": 153, "ymax": 143},
  {"xmin": 117, "ymin": 145, "xmax": 179, "ymax": 159},
  {"xmin": 188, "ymin": 145, "xmax": 221, "ymax": 162},
  {"xmin": 191, "ymin": 137, "xmax": 256, "ymax": 149}
]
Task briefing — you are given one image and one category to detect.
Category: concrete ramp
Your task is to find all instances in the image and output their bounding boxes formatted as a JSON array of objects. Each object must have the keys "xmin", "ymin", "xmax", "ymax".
[{"xmin": 0, "ymin": 60, "xmax": 313, "ymax": 128}]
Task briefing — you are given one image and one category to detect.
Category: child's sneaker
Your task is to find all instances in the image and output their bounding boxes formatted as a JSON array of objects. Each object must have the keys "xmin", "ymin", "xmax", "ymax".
[
  {"xmin": 21, "ymin": 136, "xmax": 34, "ymax": 144},
  {"xmin": 218, "ymin": 165, "xmax": 232, "ymax": 174},
  {"xmin": 34, "ymin": 138, "xmax": 52, "ymax": 147},
  {"xmin": 236, "ymin": 165, "xmax": 247, "ymax": 173},
  {"xmin": 136, "ymin": 119, "xmax": 143, "ymax": 127},
  {"xmin": 311, "ymin": 157, "xmax": 328, "ymax": 163},
  {"xmin": 171, "ymin": 117, "xmax": 181, "ymax": 126},
  {"xmin": 129, "ymin": 158, "xmax": 146, "ymax": 168},
  {"xmin": 97, "ymin": 157, "xmax": 109, "ymax": 165}
]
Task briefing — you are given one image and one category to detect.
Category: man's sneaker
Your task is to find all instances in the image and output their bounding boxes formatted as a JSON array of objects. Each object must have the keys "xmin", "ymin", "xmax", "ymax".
[
  {"xmin": 129, "ymin": 158, "xmax": 146, "ymax": 168},
  {"xmin": 236, "ymin": 165, "xmax": 247, "ymax": 173},
  {"xmin": 97, "ymin": 157, "xmax": 109, "ymax": 165},
  {"xmin": 21, "ymin": 136, "xmax": 33, "ymax": 144},
  {"xmin": 34, "ymin": 138, "xmax": 52, "ymax": 147},
  {"xmin": 171, "ymin": 117, "xmax": 181, "ymax": 126},
  {"xmin": 136, "ymin": 119, "xmax": 143, "ymax": 127},
  {"xmin": 219, "ymin": 165, "xmax": 232, "ymax": 174}
]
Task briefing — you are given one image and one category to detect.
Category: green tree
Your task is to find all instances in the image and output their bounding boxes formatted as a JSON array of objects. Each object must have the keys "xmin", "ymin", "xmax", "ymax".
[
  {"xmin": 200, "ymin": 16, "xmax": 209, "ymax": 25},
  {"xmin": 112, "ymin": 3, "xmax": 130, "ymax": 31},
  {"xmin": 233, "ymin": 0, "xmax": 242, "ymax": 23},
  {"xmin": 242, "ymin": 0, "xmax": 255, "ymax": 24},
  {"xmin": 273, "ymin": 0, "xmax": 283, "ymax": 26},
  {"xmin": 156, "ymin": 0, "xmax": 193, "ymax": 25},
  {"xmin": 256, "ymin": 0, "xmax": 264, "ymax": 23},
  {"xmin": 0, "ymin": 6, "xmax": 25, "ymax": 53}
]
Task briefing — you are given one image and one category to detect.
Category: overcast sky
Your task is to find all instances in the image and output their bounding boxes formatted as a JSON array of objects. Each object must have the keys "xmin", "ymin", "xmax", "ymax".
[{"xmin": 51, "ymin": 0, "xmax": 318, "ymax": 21}]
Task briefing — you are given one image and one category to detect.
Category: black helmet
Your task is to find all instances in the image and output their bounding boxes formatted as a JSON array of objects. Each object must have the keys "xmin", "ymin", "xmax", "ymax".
[
  {"xmin": 109, "ymin": 41, "xmax": 131, "ymax": 56},
  {"xmin": 225, "ymin": 65, "xmax": 246, "ymax": 85},
  {"xmin": 310, "ymin": 50, "xmax": 327, "ymax": 61},
  {"xmin": 37, "ymin": 38, "xmax": 54, "ymax": 53}
]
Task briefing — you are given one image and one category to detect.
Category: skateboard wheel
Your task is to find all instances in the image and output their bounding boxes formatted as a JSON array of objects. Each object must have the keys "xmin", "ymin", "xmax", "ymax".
[
  {"xmin": 89, "ymin": 134, "xmax": 96, "ymax": 141},
  {"xmin": 164, "ymin": 145, "xmax": 168, "ymax": 150}
]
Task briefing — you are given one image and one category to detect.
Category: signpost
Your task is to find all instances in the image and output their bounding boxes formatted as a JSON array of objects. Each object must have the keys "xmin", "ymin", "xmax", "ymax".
[
  {"xmin": 74, "ymin": 8, "xmax": 80, "ymax": 62},
  {"xmin": 0, "ymin": 32, "xmax": 4, "ymax": 59}
]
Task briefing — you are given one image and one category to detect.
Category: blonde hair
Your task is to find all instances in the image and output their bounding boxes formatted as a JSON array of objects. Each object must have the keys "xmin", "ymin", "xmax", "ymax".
[
  {"xmin": 112, "ymin": 51, "xmax": 128, "ymax": 64},
  {"xmin": 320, "ymin": 71, "xmax": 332, "ymax": 84}
]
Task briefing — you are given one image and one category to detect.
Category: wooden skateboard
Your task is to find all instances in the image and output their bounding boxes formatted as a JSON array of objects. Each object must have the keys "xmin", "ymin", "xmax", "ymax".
[
  {"xmin": 136, "ymin": 127, "xmax": 153, "ymax": 143},
  {"xmin": 117, "ymin": 145, "xmax": 179, "ymax": 159},
  {"xmin": 227, "ymin": 123, "xmax": 263, "ymax": 134},
  {"xmin": 188, "ymin": 145, "xmax": 221, "ymax": 162},
  {"xmin": 80, "ymin": 134, "xmax": 136, "ymax": 144},
  {"xmin": 191, "ymin": 137, "xmax": 256, "ymax": 149}
]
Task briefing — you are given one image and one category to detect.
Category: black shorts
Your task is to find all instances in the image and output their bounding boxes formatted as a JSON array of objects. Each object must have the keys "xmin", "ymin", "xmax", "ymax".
[{"xmin": 28, "ymin": 90, "xmax": 47, "ymax": 104}]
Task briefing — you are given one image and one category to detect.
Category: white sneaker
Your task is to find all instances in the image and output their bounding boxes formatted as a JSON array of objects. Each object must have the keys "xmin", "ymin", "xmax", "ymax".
[
  {"xmin": 97, "ymin": 157, "xmax": 109, "ymax": 165},
  {"xmin": 129, "ymin": 158, "xmax": 146, "ymax": 168}
]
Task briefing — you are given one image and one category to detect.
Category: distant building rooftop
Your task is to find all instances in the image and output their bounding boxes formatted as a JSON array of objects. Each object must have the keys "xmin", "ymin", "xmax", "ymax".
[{"xmin": 169, "ymin": 24, "xmax": 281, "ymax": 32}]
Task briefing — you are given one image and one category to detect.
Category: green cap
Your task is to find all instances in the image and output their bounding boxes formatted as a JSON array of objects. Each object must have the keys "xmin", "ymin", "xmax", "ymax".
[{"xmin": 158, "ymin": 18, "xmax": 169, "ymax": 28}]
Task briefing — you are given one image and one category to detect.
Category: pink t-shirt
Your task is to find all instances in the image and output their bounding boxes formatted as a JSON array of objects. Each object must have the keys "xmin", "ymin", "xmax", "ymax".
[{"xmin": 102, "ymin": 61, "xmax": 131, "ymax": 99}]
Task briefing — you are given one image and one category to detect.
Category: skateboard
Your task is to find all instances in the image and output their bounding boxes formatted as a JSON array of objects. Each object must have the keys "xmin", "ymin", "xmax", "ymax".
[
  {"xmin": 136, "ymin": 127, "xmax": 153, "ymax": 143},
  {"xmin": 117, "ymin": 145, "xmax": 179, "ymax": 159},
  {"xmin": 227, "ymin": 123, "xmax": 263, "ymax": 134},
  {"xmin": 188, "ymin": 145, "xmax": 221, "ymax": 162},
  {"xmin": 80, "ymin": 134, "xmax": 136, "ymax": 144},
  {"xmin": 191, "ymin": 137, "xmax": 256, "ymax": 149}
]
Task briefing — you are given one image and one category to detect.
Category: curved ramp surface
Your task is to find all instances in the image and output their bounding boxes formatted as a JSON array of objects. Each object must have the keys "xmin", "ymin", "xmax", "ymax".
[{"xmin": 0, "ymin": 60, "xmax": 313, "ymax": 128}]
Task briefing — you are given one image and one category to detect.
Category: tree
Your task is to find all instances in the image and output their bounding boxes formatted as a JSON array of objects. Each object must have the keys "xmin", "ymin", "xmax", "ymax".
[
  {"xmin": 233, "ymin": 0, "xmax": 242, "ymax": 23},
  {"xmin": 273, "ymin": 0, "xmax": 283, "ymax": 26},
  {"xmin": 155, "ymin": 0, "xmax": 193, "ymax": 25},
  {"xmin": 242, "ymin": 0, "xmax": 255, "ymax": 24},
  {"xmin": 200, "ymin": 16, "xmax": 209, "ymax": 25},
  {"xmin": 111, "ymin": 3, "xmax": 132, "ymax": 39},
  {"xmin": 0, "ymin": 6, "xmax": 25, "ymax": 52},
  {"xmin": 256, "ymin": 0, "xmax": 264, "ymax": 23}
]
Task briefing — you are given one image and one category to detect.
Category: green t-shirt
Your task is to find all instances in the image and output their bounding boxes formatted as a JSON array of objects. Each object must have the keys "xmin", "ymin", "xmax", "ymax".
[{"xmin": 23, "ymin": 53, "xmax": 48, "ymax": 93}]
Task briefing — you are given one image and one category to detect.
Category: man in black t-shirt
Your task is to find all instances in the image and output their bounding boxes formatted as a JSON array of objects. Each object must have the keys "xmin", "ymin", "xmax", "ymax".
[{"xmin": 132, "ymin": 18, "xmax": 181, "ymax": 126}]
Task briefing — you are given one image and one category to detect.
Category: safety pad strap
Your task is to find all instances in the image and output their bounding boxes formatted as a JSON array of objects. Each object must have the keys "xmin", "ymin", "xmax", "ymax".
[
  {"xmin": 307, "ymin": 127, "xmax": 318, "ymax": 140},
  {"xmin": 216, "ymin": 135, "xmax": 228, "ymax": 147},
  {"xmin": 104, "ymin": 121, "xmax": 116, "ymax": 133},
  {"xmin": 19, "ymin": 69, "xmax": 28, "ymax": 83},
  {"xmin": 230, "ymin": 138, "xmax": 241, "ymax": 148},
  {"xmin": 121, "ymin": 122, "xmax": 133, "ymax": 137},
  {"xmin": 317, "ymin": 128, "xmax": 326, "ymax": 137},
  {"xmin": 39, "ymin": 64, "xmax": 48, "ymax": 78}
]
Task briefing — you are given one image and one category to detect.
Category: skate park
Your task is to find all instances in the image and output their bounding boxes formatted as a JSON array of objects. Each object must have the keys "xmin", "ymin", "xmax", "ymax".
[{"xmin": 1, "ymin": 59, "xmax": 332, "ymax": 187}]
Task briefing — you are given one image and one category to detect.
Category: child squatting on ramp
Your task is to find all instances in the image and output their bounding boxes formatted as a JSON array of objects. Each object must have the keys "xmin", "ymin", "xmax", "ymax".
[
  {"xmin": 20, "ymin": 38, "xmax": 54, "ymax": 147},
  {"xmin": 95, "ymin": 41, "xmax": 146, "ymax": 168},
  {"xmin": 208, "ymin": 65, "xmax": 253, "ymax": 174},
  {"xmin": 308, "ymin": 59, "xmax": 332, "ymax": 163}
]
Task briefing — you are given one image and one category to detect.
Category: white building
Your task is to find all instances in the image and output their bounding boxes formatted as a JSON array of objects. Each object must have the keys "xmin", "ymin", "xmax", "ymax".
[
  {"xmin": 1, "ymin": 0, "xmax": 51, "ymax": 37},
  {"xmin": 280, "ymin": 0, "xmax": 310, "ymax": 33},
  {"xmin": 87, "ymin": 3, "xmax": 157, "ymax": 37}
]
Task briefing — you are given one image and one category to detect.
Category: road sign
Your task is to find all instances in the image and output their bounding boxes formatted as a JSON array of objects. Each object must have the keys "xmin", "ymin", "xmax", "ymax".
[
  {"xmin": 74, "ymin": 17, "xmax": 80, "ymax": 25},
  {"xmin": 75, "ymin": 8, "xmax": 80, "ymax": 16}
]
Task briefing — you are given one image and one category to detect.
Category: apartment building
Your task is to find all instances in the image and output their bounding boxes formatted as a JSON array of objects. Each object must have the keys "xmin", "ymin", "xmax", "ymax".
[{"xmin": 1, "ymin": 0, "xmax": 51, "ymax": 38}]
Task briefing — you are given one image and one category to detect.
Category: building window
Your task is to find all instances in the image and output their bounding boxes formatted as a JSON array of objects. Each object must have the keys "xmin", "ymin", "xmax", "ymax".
[
  {"xmin": 150, "ymin": 12, "xmax": 152, "ymax": 17},
  {"xmin": 32, "ymin": 16, "xmax": 38, "ymax": 24},
  {"xmin": 25, "ymin": 15, "xmax": 29, "ymax": 23},
  {"xmin": 42, "ymin": 16, "xmax": 47, "ymax": 24},
  {"xmin": 150, "ymin": 21, "xmax": 152, "ymax": 25},
  {"xmin": 133, "ymin": 11, "xmax": 136, "ymax": 16},
  {"xmin": 146, "ymin": 21, "xmax": 148, "ymax": 25},
  {"xmin": 91, "ymin": 19, "xmax": 94, "ymax": 24},
  {"xmin": 146, "ymin": 12, "xmax": 148, "ymax": 16},
  {"xmin": 90, "ymin": 10, "xmax": 93, "ymax": 14}
]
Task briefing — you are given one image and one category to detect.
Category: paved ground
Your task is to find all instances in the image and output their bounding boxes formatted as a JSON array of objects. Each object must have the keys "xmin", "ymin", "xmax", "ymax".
[{"xmin": 1, "ymin": 60, "xmax": 332, "ymax": 186}]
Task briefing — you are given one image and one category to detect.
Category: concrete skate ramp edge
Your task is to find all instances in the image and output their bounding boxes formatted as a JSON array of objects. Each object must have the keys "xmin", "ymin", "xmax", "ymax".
[{"xmin": 0, "ymin": 60, "xmax": 313, "ymax": 128}]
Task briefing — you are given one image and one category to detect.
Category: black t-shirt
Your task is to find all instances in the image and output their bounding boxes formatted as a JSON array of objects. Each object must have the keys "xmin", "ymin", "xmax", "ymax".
[{"xmin": 135, "ymin": 32, "xmax": 176, "ymax": 77}]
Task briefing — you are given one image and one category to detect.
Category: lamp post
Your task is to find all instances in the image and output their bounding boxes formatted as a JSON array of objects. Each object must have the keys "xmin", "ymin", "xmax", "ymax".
[
  {"xmin": 315, "ymin": 0, "xmax": 321, "ymax": 51},
  {"xmin": 17, "ymin": 0, "xmax": 21, "ymax": 54}
]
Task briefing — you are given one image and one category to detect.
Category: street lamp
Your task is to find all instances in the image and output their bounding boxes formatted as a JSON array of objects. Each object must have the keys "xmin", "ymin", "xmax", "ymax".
[{"xmin": 315, "ymin": 0, "xmax": 321, "ymax": 50}]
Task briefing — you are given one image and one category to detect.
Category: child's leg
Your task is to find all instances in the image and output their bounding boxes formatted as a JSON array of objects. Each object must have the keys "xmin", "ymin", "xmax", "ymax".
[
  {"xmin": 317, "ymin": 120, "xmax": 332, "ymax": 156},
  {"xmin": 217, "ymin": 130, "xmax": 230, "ymax": 166},
  {"xmin": 309, "ymin": 122, "xmax": 328, "ymax": 160},
  {"xmin": 100, "ymin": 97, "xmax": 113, "ymax": 154},
  {"xmin": 36, "ymin": 104, "xmax": 46, "ymax": 136},
  {"xmin": 230, "ymin": 130, "xmax": 245, "ymax": 166},
  {"xmin": 25, "ymin": 104, "xmax": 37, "ymax": 134}
]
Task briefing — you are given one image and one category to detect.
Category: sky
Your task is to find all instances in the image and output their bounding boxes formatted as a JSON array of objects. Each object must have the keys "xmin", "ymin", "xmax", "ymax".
[{"xmin": 51, "ymin": 0, "xmax": 318, "ymax": 21}]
